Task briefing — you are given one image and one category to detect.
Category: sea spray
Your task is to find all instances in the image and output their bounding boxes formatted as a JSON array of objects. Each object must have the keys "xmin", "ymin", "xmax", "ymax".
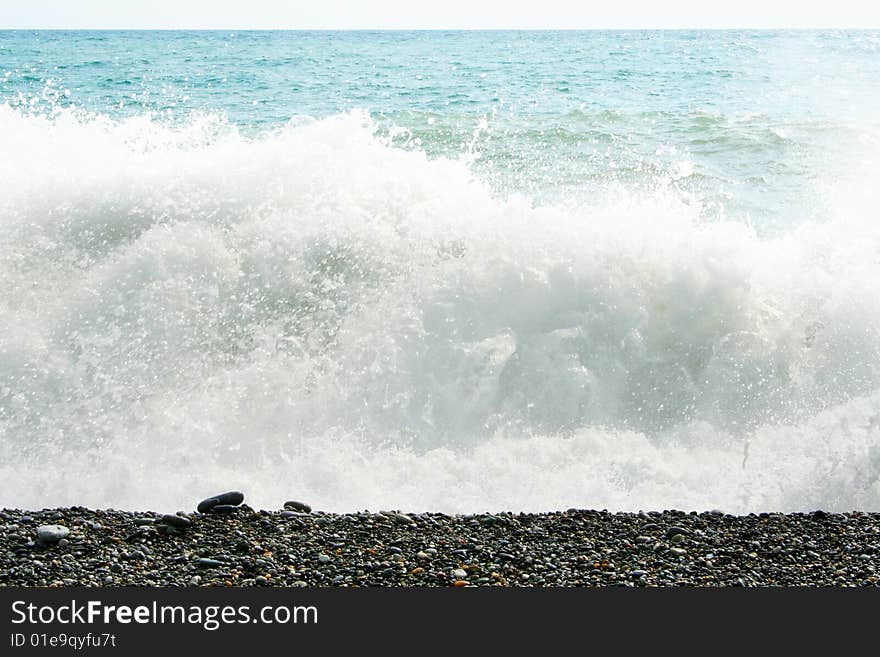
[{"xmin": 1, "ymin": 106, "xmax": 880, "ymax": 513}]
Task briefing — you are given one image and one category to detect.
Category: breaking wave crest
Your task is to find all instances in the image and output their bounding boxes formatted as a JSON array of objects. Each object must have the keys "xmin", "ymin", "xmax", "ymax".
[{"xmin": 2, "ymin": 106, "xmax": 880, "ymax": 513}]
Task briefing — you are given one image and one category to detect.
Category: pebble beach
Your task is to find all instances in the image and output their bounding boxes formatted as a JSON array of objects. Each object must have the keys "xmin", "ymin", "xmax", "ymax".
[{"xmin": 2, "ymin": 497, "xmax": 879, "ymax": 587}]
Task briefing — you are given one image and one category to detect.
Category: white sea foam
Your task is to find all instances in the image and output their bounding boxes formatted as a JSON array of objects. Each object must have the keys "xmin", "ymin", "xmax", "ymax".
[{"xmin": 2, "ymin": 106, "xmax": 880, "ymax": 513}]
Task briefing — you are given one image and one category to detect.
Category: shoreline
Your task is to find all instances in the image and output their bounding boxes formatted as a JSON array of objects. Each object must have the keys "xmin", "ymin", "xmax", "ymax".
[{"xmin": 2, "ymin": 507, "xmax": 878, "ymax": 587}]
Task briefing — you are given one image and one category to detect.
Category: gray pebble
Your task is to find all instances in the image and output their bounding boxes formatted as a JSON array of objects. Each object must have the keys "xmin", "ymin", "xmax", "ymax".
[
  {"xmin": 197, "ymin": 558, "xmax": 223, "ymax": 568},
  {"xmin": 36, "ymin": 525, "xmax": 69, "ymax": 544}
]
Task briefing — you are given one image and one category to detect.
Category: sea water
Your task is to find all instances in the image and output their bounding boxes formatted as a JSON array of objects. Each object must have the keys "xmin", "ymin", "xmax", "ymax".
[{"xmin": 2, "ymin": 30, "xmax": 880, "ymax": 513}]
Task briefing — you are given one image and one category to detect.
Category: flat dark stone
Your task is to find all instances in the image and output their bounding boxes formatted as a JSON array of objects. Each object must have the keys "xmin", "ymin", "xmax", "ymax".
[
  {"xmin": 159, "ymin": 514, "xmax": 192, "ymax": 529},
  {"xmin": 209, "ymin": 505, "xmax": 238, "ymax": 514},
  {"xmin": 284, "ymin": 501, "xmax": 312, "ymax": 513},
  {"xmin": 197, "ymin": 491, "xmax": 245, "ymax": 513}
]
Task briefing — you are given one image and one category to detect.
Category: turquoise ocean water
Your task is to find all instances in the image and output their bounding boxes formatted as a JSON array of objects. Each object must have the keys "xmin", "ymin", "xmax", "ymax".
[{"xmin": 2, "ymin": 31, "xmax": 880, "ymax": 512}]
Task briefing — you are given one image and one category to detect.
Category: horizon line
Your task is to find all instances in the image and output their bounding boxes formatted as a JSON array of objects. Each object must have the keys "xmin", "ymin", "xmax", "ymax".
[
  {"xmin": 3, "ymin": 26, "xmax": 880, "ymax": 31},
  {"xmin": 0, "ymin": 25, "xmax": 880, "ymax": 33}
]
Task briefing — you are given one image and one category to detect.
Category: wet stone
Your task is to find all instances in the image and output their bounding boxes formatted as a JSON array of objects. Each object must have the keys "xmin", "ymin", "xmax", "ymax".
[
  {"xmin": 159, "ymin": 515, "xmax": 192, "ymax": 530},
  {"xmin": 197, "ymin": 492, "xmax": 245, "ymax": 514}
]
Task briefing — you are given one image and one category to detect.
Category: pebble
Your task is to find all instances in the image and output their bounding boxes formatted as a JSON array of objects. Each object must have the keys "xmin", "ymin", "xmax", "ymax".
[
  {"xmin": 197, "ymin": 558, "xmax": 223, "ymax": 568},
  {"xmin": 36, "ymin": 525, "xmax": 69, "ymax": 544},
  {"xmin": 197, "ymin": 491, "xmax": 245, "ymax": 514},
  {"xmin": 284, "ymin": 501, "xmax": 312, "ymax": 514},
  {"xmin": 209, "ymin": 505, "xmax": 238, "ymax": 514},
  {"xmin": 159, "ymin": 514, "xmax": 192, "ymax": 530}
]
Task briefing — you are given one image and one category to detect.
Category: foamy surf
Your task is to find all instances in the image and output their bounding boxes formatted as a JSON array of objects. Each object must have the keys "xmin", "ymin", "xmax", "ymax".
[{"xmin": 1, "ymin": 106, "xmax": 880, "ymax": 514}]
